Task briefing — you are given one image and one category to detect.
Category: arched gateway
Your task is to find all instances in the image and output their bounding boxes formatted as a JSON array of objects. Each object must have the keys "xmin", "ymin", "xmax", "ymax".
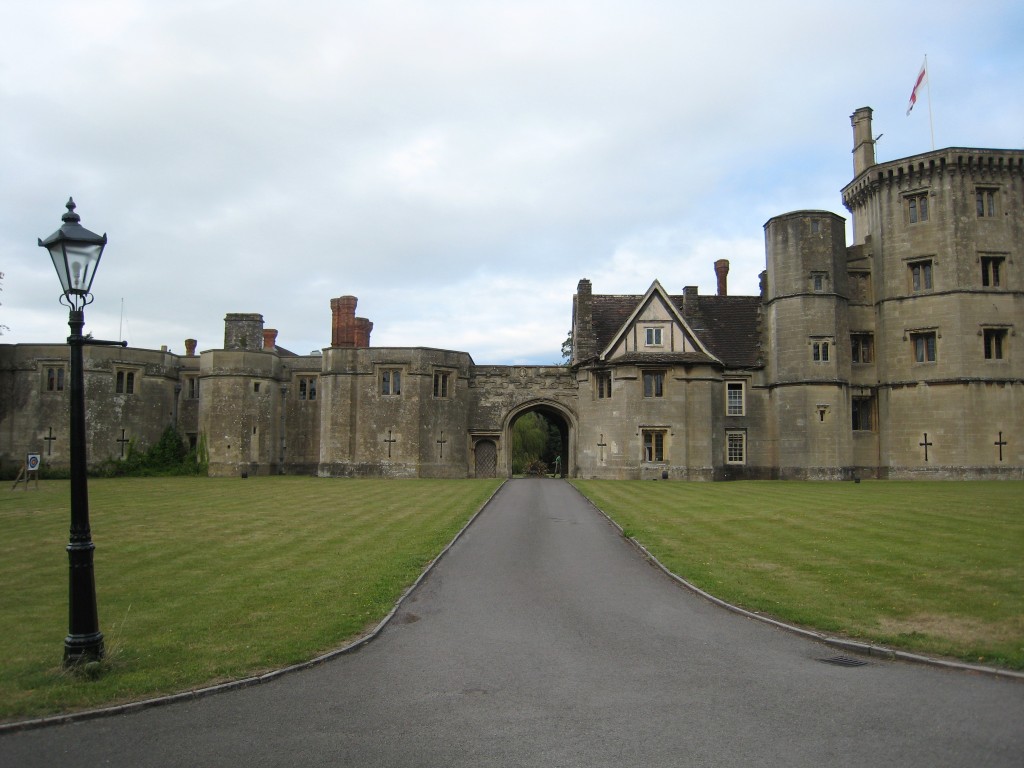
[{"xmin": 504, "ymin": 399, "xmax": 576, "ymax": 478}]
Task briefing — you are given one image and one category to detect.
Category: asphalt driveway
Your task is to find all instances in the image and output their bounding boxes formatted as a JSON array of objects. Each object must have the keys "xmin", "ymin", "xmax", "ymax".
[{"xmin": 2, "ymin": 479, "xmax": 1021, "ymax": 766}]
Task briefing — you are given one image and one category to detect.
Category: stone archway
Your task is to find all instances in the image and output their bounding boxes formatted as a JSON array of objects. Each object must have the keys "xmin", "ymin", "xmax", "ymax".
[{"xmin": 504, "ymin": 399, "xmax": 576, "ymax": 478}]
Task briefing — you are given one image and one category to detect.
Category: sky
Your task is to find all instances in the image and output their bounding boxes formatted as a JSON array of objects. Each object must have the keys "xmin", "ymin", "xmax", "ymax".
[{"xmin": 1, "ymin": 1, "xmax": 1022, "ymax": 364}]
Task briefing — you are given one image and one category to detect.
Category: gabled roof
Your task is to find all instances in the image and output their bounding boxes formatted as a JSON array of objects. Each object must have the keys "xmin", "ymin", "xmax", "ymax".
[
  {"xmin": 598, "ymin": 280, "xmax": 719, "ymax": 363},
  {"xmin": 589, "ymin": 284, "xmax": 762, "ymax": 369}
]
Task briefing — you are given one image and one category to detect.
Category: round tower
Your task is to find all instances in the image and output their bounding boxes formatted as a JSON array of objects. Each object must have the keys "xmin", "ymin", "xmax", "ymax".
[{"xmin": 763, "ymin": 210, "xmax": 851, "ymax": 478}]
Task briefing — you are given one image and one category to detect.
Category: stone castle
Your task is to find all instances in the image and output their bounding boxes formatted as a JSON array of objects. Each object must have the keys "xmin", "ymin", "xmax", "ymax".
[{"xmin": 2, "ymin": 107, "xmax": 1022, "ymax": 480}]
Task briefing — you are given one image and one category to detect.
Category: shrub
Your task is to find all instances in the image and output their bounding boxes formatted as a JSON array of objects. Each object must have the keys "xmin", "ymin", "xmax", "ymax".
[
  {"xmin": 524, "ymin": 459, "xmax": 548, "ymax": 476},
  {"xmin": 94, "ymin": 426, "xmax": 206, "ymax": 477}
]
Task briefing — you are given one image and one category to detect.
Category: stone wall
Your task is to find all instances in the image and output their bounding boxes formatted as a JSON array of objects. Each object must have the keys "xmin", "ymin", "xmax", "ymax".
[{"xmin": 0, "ymin": 343, "xmax": 195, "ymax": 474}]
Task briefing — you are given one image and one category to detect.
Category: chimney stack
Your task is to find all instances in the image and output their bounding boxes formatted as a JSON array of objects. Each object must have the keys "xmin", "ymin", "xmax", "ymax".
[
  {"xmin": 331, "ymin": 296, "xmax": 357, "ymax": 347},
  {"xmin": 714, "ymin": 259, "xmax": 730, "ymax": 296},
  {"xmin": 572, "ymin": 279, "xmax": 597, "ymax": 362},
  {"xmin": 331, "ymin": 296, "xmax": 373, "ymax": 348},
  {"xmin": 353, "ymin": 317, "xmax": 373, "ymax": 348},
  {"xmin": 263, "ymin": 328, "xmax": 278, "ymax": 351},
  {"xmin": 224, "ymin": 313, "xmax": 264, "ymax": 350},
  {"xmin": 851, "ymin": 107, "xmax": 876, "ymax": 177}
]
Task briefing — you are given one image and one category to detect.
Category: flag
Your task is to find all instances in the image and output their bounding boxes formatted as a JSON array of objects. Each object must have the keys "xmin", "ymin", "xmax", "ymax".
[{"xmin": 906, "ymin": 60, "xmax": 927, "ymax": 116}]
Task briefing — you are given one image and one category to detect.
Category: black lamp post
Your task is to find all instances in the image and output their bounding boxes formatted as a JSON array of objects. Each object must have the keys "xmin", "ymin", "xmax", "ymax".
[{"xmin": 39, "ymin": 197, "xmax": 116, "ymax": 665}]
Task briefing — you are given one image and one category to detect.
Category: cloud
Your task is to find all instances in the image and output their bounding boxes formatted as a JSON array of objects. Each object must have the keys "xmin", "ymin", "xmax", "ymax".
[{"xmin": 2, "ymin": 1, "xmax": 1022, "ymax": 363}]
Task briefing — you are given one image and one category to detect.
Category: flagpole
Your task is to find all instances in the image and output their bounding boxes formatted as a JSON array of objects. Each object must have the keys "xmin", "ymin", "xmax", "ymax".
[{"xmin": 925, "ymin": 54, "xmax": 935, "ymax": 150}]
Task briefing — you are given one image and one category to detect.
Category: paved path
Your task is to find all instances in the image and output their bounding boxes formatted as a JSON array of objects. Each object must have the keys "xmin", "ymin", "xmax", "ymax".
[{"xmin": 3, "ymin": 479, "xmax": 1022, "ymax": 766}]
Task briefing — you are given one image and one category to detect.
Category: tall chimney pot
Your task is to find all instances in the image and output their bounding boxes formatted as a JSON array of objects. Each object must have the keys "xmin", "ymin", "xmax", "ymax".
[
  {"xmin": 263, "ymin": 328, "xmax": 278, "ymax": 351},
  {"xmin": 714, "ymin": 259, "xmax": 730, "ymax": 296}
]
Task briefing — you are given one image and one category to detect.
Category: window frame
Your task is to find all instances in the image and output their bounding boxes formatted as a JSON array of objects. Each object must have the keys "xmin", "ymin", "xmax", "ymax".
[
  {"xmin": 725, "ymin": 381, "xmax": 745, "ymax": 416},
  {"xmin": 44, "ymin": 365, "xmax": 66, "ymax": 393},
  {"xmin": 851, "ymin": 396, "xmax": 875, "ymax": 431},
  {"xmin": 644, "ymin": 327, "xmax": 664, "ymax": 347},
  {"xmin": 297, "ymin": 376, "xmax": 318, "ymax": 401},
  {"xmin": 594, "ymin": 371, "xmax": 612, "ymax": 400},
  {"xmin": 381, "ymin": 368, "xmax": 403, "ymax": 396},
  {"xmin": 983, "ymin": 328, "xmax": 1008, "ymax": 360},
  {"xmin": 907, "ymin": 192, "xmax": 929, "ymax": 224},
  {"xmin": 909, "ymin": 259, "xmax": 934, "ymax": 293},
  {"xmin": 911, "ymin": 331, "xmax": 937, "ymax": 363},
  {"xmin": 641, "ymin": 429, "xmax": 667, "ymax": 463},
  {"xmin": 976, "ymin": 188, "xmax": 997, "ymax": 218},
  {"xmin": 811, "ymin": 339, "xmax": 831, "ymax": 363},
  {"xmin": 114, "ymin": 368, "xmax": 137, "ymax": 395},
  {"xmin": 725, "ymin": 431, "xmax": 746, "ymax": 465},
  {"xmin": 981, "ymin": 255, "xmax": 1004, "ymax": 288},
  {"xmin": 642, "ymin": 370, "xmax": 665, "ymax": 398},
  {"xmin": 432, "ymin": 370, "xmax": 451, "ymax": 399},
  {"xmin": 851, "ymin": 333, "xmax": 874, "ymax": 364}
]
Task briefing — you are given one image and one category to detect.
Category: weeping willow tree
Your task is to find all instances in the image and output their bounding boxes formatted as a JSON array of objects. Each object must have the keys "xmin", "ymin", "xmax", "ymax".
[
  {"xmin": 511, "ymin": 412, "xmax": 551, "ymax": 474},
  {"xmin": 511, "ymin": 412, "xmax": 564, "ymax": 474}
]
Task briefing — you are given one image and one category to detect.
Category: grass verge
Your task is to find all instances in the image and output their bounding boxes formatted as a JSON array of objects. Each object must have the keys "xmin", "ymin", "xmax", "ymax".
[
  {"xmin": 572, "ymin": 480, "xmax": 1024, "ymax": 670},
  {"xmin": 0, "ymin": 477, "xmax": 501, "ymax": 722}
]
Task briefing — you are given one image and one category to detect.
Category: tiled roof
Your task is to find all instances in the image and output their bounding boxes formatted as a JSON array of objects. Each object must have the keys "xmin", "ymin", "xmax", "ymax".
[
  {"xmin": 676, "ymin": 295, "xmax": 762, "ymax": 368},
  {"xmin": 591, "ymin": 295, "xmax": 642, "ymax": 352},
  {"xmin": 589, "ymin": 293, "xmax": 762, "ymax": 369}
]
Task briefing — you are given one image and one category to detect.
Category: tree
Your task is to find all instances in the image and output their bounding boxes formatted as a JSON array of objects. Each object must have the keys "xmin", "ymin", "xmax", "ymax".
[
  {"xmin": 560, "ymin": 330, "xmax": 572, "ymax": 365},
  {"xmin": 511, "ymin": 412, "xmax": 550, "ymax": 474},
  {"xmin": 542, "ymin": 420, "xmax": 563, "ymax": 467}
]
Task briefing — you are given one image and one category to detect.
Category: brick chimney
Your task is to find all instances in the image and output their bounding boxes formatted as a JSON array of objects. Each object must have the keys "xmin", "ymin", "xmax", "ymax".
[
  {"xmin": 714, "ymin": 259, "xmax": 729, "ymax": 296},
  {"xmin": 331, "ymin": 296, "xmax": 356, "ymax": 347},
  {"xmin": 353, "ymin": 317, "xmax": 373, "ymax": 348},
  {"xmin": 331, "ymin": 296, "xmax": 373, "ymax": 348},
  {"xmin": 263, "ymin": 328, "xmax": 278, "ymax": 351},
  {"xmin": 184, "ymin": 338, "xmax": 197, "ymax": 356}
]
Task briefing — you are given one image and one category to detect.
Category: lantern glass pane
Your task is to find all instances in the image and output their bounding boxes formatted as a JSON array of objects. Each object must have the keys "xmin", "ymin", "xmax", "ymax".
[
  {"xmin": 64, "ymin": 242, "xmax": 102, "ymax": 293},
  {"xmin": 49, "ymin": 241, "xmax": 103, "ymax": 296}
]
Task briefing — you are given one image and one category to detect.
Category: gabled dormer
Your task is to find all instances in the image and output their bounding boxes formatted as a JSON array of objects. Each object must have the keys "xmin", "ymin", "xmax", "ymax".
[{"xmin": 599, "ymin": 281, "xmax": 720, "ymax": 364}]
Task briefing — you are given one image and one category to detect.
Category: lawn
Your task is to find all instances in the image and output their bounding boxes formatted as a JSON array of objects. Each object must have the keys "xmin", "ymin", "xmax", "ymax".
[
  {"xmin": 3, "ymin": 477, "xmax": 1021, "ymax": 723},
  {"xmin": 0, "ymin": 477, "xmax": 502, "ymax": 722},
  {"xmin": 572, "ymin": 480, "xmax": 1024, "ymax": 670}
]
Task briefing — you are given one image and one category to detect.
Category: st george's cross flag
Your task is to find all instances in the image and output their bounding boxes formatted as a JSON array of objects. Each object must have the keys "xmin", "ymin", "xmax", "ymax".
[{"xmin": 906, "ymin": 60, "xmax": 927, "ymax": 116}]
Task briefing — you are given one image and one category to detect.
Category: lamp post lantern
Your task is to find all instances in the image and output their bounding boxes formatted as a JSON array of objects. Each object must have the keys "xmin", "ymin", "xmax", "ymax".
[{"xmin": 39, "ymin": 197, "xmax": 112, "ymax": 665}]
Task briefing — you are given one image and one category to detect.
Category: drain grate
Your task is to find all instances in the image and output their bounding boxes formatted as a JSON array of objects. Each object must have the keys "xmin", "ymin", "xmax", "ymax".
[{"xmin": 819, "ymin": 655, "xmax": 869, "ymax": 667}]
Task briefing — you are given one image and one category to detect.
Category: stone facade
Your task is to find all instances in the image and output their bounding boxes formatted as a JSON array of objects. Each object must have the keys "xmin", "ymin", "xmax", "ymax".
[{"xmin": 1, "ymin": 107, "xmax": 1021, "ymax": 480}]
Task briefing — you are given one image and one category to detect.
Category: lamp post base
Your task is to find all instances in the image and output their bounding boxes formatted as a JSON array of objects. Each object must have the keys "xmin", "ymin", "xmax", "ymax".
[{"xmin": 64, "ymin": 632, "xmax": 105, "ymax": 666}]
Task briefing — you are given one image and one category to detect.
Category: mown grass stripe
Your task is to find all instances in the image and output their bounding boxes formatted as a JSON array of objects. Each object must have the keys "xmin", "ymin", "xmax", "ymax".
[{"xmin": 0, "ymin": 477, "xmax": 501, "ymax": 721}]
